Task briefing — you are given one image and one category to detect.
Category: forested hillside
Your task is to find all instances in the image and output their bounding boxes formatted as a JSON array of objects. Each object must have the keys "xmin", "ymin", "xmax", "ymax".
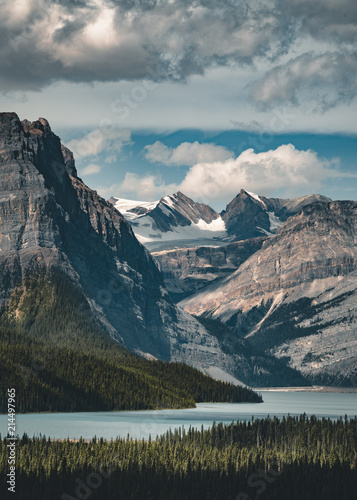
[{"xmin": 0, "ymin": 270, "xmax": 260, "ymax": 413}]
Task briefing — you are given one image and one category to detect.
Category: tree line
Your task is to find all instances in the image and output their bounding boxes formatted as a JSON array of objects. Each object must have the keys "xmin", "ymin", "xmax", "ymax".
[{"xmin": 0, "ymin": 415, "xmax": 356, "ymax": 499}]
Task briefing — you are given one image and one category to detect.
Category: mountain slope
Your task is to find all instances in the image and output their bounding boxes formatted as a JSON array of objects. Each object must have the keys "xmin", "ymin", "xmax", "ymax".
[
  {"xmin": 221, "ymin": 189, "xmax": 331, "ymax": 239},
  {"xmin": 0, "ymin": 112, "xmax": 174, "ymax": 358},
  {"xmin": 153, "ymin": 237, "xmax": 266, "ymax": 302},
  {"xmin": 181, "ymin": 200, "xmax": 357, "ymax": 385},
  {"xmin": 109, "ymin": 192, "xmax": 228, "ymax": 251}
]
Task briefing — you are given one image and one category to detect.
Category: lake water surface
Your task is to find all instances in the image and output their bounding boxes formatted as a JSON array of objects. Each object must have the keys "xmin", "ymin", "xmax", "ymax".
[{"xmin": 1, "ymin": 391, "xmax": 356, "ymax": 440}]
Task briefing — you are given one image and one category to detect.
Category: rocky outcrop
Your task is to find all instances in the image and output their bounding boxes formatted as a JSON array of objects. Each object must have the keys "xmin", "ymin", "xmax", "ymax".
[
  {"xmin": 181, "ymin": 201, "xmax": 357, "ymax": 385},
  {"xmin": 111, "ymin": 189, "xmax": 331, "ymax": 251},
  {"xmin": 153, "ymin": 237, "xmax": 266, "ymax": 302},
  {"xmin": 221, "ymin": 190, "xmax": 273, "ymax": 238},
  {"xmin": 221, "ymin": 189, "xmax": 331, "ymax": 239}
]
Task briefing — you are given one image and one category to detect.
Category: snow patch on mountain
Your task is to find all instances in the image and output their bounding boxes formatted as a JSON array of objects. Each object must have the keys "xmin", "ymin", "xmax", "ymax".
[
  {"xmin": 110, "ymin": 197, "xmax": 159, "ymax": 218},
  {"xmin": 247, "ymin": 191, "xmax": 267, "ymax": 209},
  {"xmin": 268, "ymin": 211, "xmax": 284, "ymax": 231},
  {"xmin": 130, "ymin": 214, "xmax": 228, "ymax": 249}
]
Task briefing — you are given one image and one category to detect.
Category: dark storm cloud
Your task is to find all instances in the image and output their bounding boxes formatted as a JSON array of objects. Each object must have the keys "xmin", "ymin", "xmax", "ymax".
[
  {"xmin": 250, "ymin": 51, "xmax": 357, "ymax": 109},
  {"xmin": 0, "ymin": 0, "xmax": 356, "ymax": 108},
  {"xmin": 109, "ymin": 0, "xmax": 158, "ymax": 11},
  {"xmin": 277, "ymin": 0, "xmax": 357, "ymax": 44}
]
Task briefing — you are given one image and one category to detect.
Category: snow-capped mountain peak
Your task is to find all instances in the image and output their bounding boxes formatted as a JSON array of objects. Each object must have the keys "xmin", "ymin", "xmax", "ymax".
[
  {"xmin": 109, "ymin": 192, "xmax": 229, "ymax": 251},
  {"xmin": 246, "ymin": 190, "xmax": 267, "ymax": 209}
]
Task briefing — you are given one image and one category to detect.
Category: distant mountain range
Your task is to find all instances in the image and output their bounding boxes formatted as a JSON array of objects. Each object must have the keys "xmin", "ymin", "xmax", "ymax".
[
  {"xmin": 110, "ymin": 186, "xmax": 357, "ymax": 387},
  {"xmin": 221, "ymin": 189, "xmax": 331, "ymax": 240},
  {"xmin": 109, "ymin": 190, "xmax": 331, "ymax": 251}
]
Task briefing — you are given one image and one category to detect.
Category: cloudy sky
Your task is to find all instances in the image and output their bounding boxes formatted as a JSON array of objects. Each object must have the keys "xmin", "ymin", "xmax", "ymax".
[{"xmin": 1, "ymin": 0, "xmax": 356, "ymax": 209}]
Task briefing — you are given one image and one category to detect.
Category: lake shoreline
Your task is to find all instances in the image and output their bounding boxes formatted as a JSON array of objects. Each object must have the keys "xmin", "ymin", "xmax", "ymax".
[{"xmin": 255, "ymin": 386, "xmax": 357, "ymax": 393}]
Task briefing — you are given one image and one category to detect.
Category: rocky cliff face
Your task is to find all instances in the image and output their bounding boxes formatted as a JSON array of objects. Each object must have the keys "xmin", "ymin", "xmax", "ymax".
[
  {"xmin": 0, "ymin": 112, "xmax": 172, "ymax": 357},
  {"xmin": 0, "ymin": 113, "xmax": 75, "ymax": 301},
  {"xmin": 153, "ymin": 237, "xmax": 266, "ymax": 302},
  {"xmin": 109, "ymin": 189, "xmax": 330, "ymax": 251},
  {"xmin": 147, "ymin": 191, "xmax": 219, "ymax": 231},
  {"xmin": 181, "ymin": 201, "xmax": 357, "ymax": 385}
]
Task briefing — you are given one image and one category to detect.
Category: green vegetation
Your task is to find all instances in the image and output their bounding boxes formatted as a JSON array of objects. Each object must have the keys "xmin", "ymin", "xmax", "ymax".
[
  {"xmin": 0, "ymin": 270, "xmax": 261, "ymax": 413},
  {"xmin": 1, "ymin": 415, "xmax": 356, "ymax": 499}
]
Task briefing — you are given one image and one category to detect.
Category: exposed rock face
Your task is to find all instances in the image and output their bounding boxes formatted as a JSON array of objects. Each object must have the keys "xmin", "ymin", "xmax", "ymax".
[
  {"xmin": 0, "ymin": 113, "xmax": 75, "ymax": 300},
  {"xmin": 221, "ymin": 189, "xmax": 331, "ymax": 239},
  {"xmin": 221, "ymin": 190, "xmax": 273, "ymax": 239},
  {"xmin": 61, "ymin": 144, "xmax": 77, "ymax": 177},
  {"xmin": 110, "ymin": 189, "xmax": 330, "ymax": 251},
  {"xmin": 0, "ymin": 112, "xmax": 171, "ymax": 357},
  {"xmin": 153, "ymin": 237, "xmax": 266, "ymax": 302},
  {"xmin": 145, "ymin": 191, "xmax": 219, "ymax": 231},
  {"xmin": 181, "ymin": 201, "xmax": 357, "ymax": 385}
]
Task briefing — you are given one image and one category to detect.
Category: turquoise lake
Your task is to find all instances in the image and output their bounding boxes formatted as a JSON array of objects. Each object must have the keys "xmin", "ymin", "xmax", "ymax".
[{"xmin": 1, "ymin": 391, "xmax": 356, "ymax": 440}]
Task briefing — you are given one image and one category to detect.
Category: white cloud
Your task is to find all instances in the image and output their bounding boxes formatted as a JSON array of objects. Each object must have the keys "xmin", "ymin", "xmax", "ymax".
[
  {"xmin": 67, "ymin": 130, "xmax": 105, "ymax": 158},
  {"xmin": 277, "ymin": 0, "xmax": 357, "ymax": 44},
  {"xmin": 98, "ymin": 173, "xmax": 177, "ymax": 200},
  {"xmin": 144, "ymin": 141, "xmax": 234, "ymax": 166},
  {"xmin": 120, "ymin": 173, "xmax": 177, "ymax": 200},
  {"xmin": 144, "ymin": 142, "xmax": 171, "ymax": 164},
  {"xmin": 81, "ymin": 163, "xmax": 101, "ymax": 175},
  {"xmin": 1, "ymin": 0, "xmax": 357, "ymax": 134},
  {"xmin": 106, "ymin": 144, "xmax": 349, "ymax": 203},
  {"xmin": 179, "ymin": 144, "xmax": 342, "ymax": 202},
  {"xmin": 4, "ymin": 0, "xmax": 356, "ymax": 93},
  {"xmin": 0, "ymin": 0, "xmax": 289, "ymax": 90},
  {"xmin": 66, "ymin": 128, "xmax": 131, "ymax": 159}
]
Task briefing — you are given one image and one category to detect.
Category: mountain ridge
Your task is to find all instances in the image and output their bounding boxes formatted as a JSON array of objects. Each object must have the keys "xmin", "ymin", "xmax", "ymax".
[{"xmin": 110, "ymin": 188, "xmax": 332, "ymax": 251}]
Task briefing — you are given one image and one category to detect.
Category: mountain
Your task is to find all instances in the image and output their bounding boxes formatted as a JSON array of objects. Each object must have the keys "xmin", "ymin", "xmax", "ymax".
[
  {"xmin": 221, "ymin": 189, "xmax": 332, "ymax": 240},
  {"xmin": 153, "ymin": 237, "xmax": 266, "ymax": 303},
  {"xmin": 181, "ymin": 200, "xmax": 357, "ymax": 386},
  {"xmin": 110, "ymin": 189, "xmax": 331, "ymax": 251},
  {"xmin": 0, "ymin": 112, "xmax": 300, "ymax": 388},
  {"xmin": 108, "ymin": 192, "xmax": 229, "ymax": 251},
  {"xmin": 0, "ymin": 112, "xmax": 173, "ymax": 358}
]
